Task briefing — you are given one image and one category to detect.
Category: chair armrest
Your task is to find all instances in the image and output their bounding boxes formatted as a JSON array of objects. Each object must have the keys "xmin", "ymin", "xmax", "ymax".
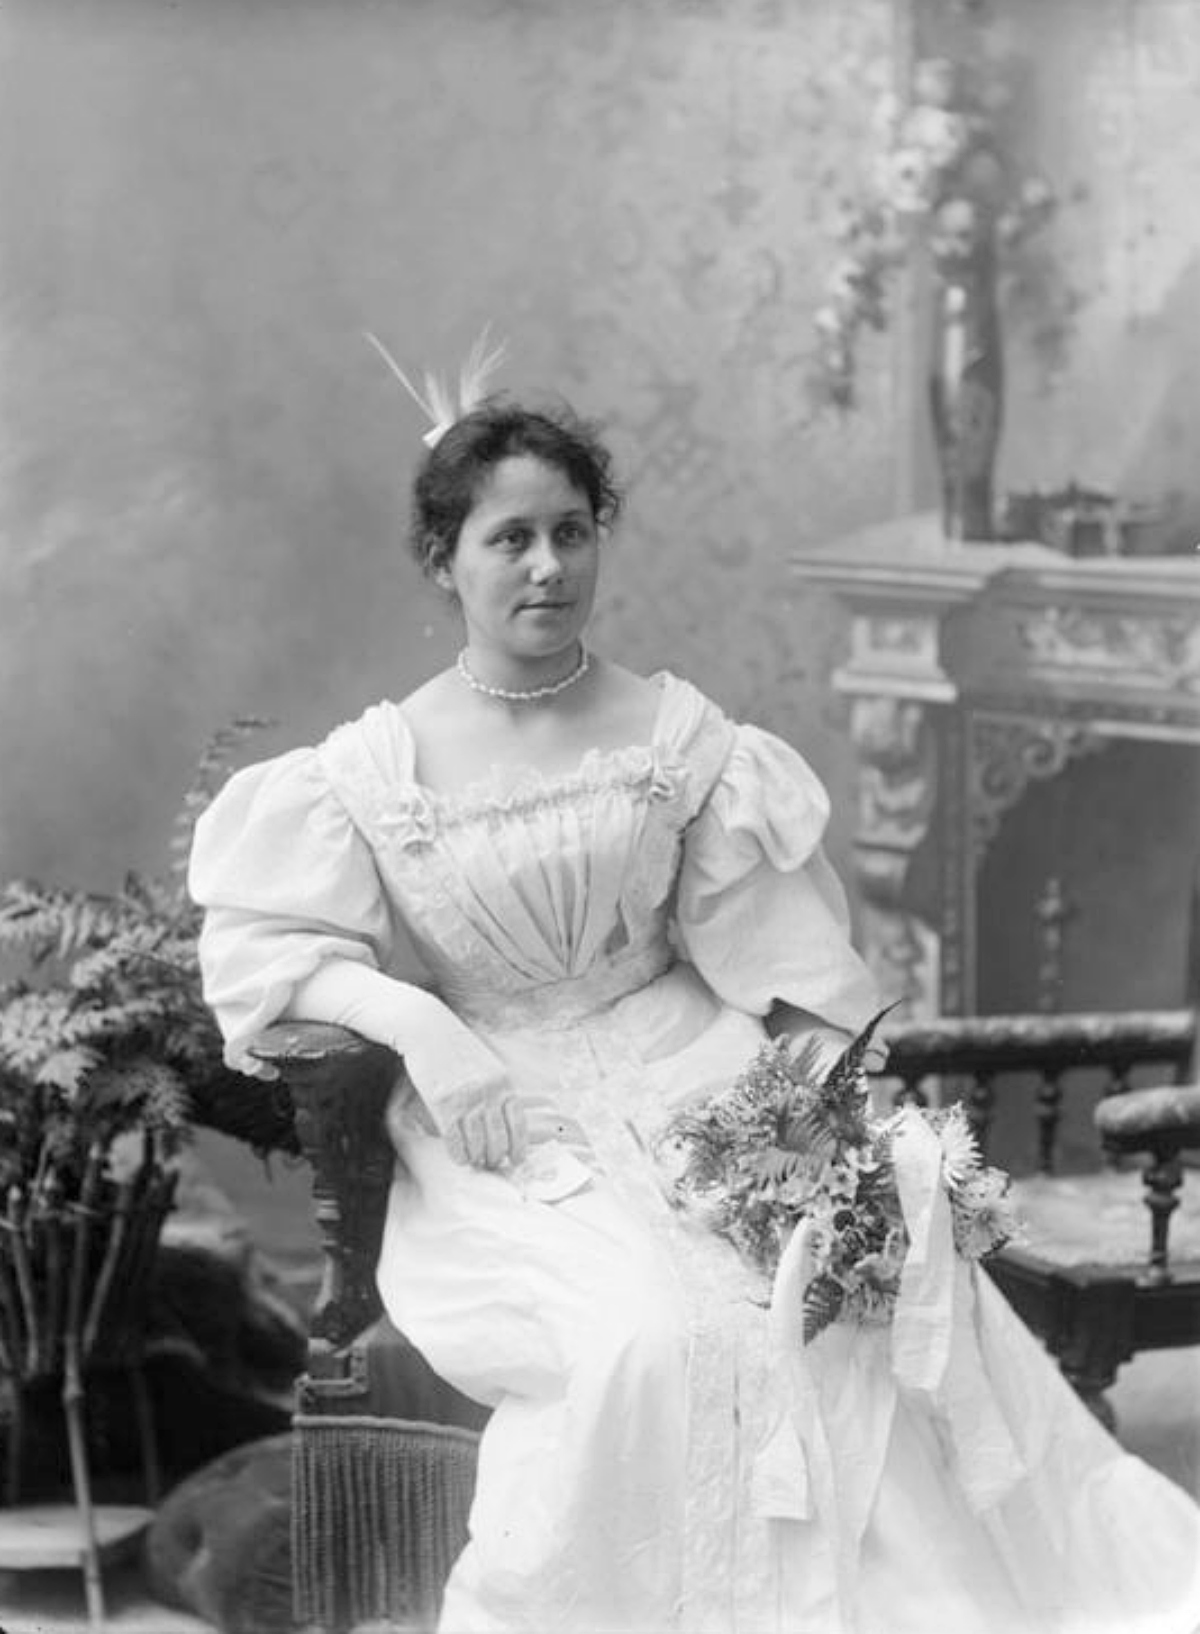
[
  {"xmin": 1094, "ymin": 1083, "xmax": 1200, "ymax": 1155},
  {"xmin": 247, "ymin": 1022, "xmax": 399, "ymax": 1355}
]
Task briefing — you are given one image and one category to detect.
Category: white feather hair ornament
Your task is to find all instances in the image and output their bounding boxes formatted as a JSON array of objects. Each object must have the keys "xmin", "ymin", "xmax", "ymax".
[{"xmin": 363, "ymin": 324, "xmax": 509, "ymax": 449}]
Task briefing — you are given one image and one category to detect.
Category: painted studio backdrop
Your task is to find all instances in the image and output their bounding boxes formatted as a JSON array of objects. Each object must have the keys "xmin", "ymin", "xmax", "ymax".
[{"xmin": 2, "ymin": 0, "xmax": 1199, "ymax": 1226}]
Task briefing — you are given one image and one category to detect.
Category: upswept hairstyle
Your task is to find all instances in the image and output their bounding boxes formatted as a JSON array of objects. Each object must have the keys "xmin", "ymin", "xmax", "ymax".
[{"xmin": 409, "ymin": 398, "xmax": 623, "ymax": 575}]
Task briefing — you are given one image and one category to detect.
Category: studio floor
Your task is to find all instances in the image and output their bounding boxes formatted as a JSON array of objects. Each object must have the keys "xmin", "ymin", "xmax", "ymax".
[{"xmin": 2, "ymin": 1343, "xmax": 1198, "ymax": 1634}]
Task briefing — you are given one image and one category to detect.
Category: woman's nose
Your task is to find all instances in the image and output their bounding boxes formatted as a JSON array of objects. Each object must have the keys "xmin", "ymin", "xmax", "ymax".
[{"xmin": 528, "ymin": 537, "xmax": 563, "ymax": 581}]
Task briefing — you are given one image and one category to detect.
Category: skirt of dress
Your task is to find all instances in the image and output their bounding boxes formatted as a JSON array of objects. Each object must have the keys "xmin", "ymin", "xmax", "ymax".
[{"xmin": 376, "ymin": 965, "xmax": 1200, "ymax": 1634}]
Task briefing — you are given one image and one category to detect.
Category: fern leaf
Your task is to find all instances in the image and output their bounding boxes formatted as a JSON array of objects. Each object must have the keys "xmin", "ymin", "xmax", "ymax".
[
  {"xmin": 132, "ymin": 1057, "xmax": 191, "ymax": 1120},
  {"xmin": 785, "ymin": 1032, "xmax": 834, "ymax": 1088},
  {"xmin": 0, "ymin": 885, "xmax": 137, "ymax": 964},
  {"xmin": 63, "ymin": 896, "xmax": 134, "ymax": 959},
  {"xmin": 66, "ymin": 938, "xmax": 148, "ymax": 994},
  {"xmin": 0, "ymin": 882, "xmax": 115, "ymax": 960},
  {"xmin": 782, "ymin": 1101, "xmax": 840, "ymax": 1160},
  {"xmin": 120, "ymin": 869, "xmax": 178, "ymax": 921},
  {"xmin": 0, "ymin": 988, "xmax": 74, "ymax": 1071},
  {"xmin": 816, "ymin": 1005, "xmax": 898, "ymax": 1105},
  {"xmin": 802, "ymin": 1272, "xmax": 845, "ymax": 1344},
  {"xmin": 82, "ymin": 1056, "xmax": 190, "ymax": 1127},
  {"xmin": 70, "ymin": 922, "xmax": 182, "ymax": 994},
  {"xmin": 753, "ymin": 1146, "xmax": 808, "ymax": 1186},
  {"xmin": 35, "ymin": 1046, "xmax": 102, "ymax": 1093},
  {"xmin": 166, "ymin": 717, "xmax": 274, "ymax": 890},
  {"xmin": 162, "ymin": 1019, "xmax": 222, "ymax": 1072}
]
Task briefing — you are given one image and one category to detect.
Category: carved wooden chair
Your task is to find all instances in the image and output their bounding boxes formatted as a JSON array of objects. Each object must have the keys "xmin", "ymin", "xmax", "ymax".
[{"xmin": 252, "ymin": 962, "xmax": 1199, "ymax": 1629}]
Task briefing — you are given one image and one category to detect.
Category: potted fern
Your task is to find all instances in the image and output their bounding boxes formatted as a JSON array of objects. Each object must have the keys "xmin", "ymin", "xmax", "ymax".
[
  {"xmin": 0, "ymin": 720, "xmax": 299, "ymax": 1184},
  {"xmin": 0, "ymin": 719, "xmax": 298, "ymax": 1518}
]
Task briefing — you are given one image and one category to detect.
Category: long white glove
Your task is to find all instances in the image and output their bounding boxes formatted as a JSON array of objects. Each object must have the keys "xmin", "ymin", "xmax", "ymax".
[{"xmin": 286, "ymin": 959, "xmax": 528, "ymax": 1170}]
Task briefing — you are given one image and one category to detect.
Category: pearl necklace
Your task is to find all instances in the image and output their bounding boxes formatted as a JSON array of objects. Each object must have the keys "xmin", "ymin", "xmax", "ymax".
[{"xmin": 456, "ymin": 647, "xmax": 590, "ymax": 703}]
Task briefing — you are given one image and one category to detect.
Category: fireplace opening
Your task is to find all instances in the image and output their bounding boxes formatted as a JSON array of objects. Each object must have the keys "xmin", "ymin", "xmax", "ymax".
[{"xmin": 971, "ymin": 736, "xmax": 1198, "ymax": 1174}]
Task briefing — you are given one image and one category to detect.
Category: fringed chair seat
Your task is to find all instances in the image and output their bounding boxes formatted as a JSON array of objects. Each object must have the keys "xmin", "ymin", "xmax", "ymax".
[{"xmin": 292, "ymin": 1411, "xmax": 478, "ymax": 1633}]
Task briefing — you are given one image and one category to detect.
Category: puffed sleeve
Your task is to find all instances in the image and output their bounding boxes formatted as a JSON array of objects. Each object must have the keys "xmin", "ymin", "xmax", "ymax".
[
  {"xmin": 188, "ymin": 747, "xmax": 394, "ymax": 1075},
  {"xmin": 675, "ymin": 724, "xmax": 880, "ymax": 1041}
]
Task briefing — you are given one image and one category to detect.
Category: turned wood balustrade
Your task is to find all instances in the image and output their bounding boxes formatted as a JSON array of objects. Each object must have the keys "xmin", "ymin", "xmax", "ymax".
[{"xmin": 883, "ymin": 1008, "xmax": 1193, "ymax": 1168}]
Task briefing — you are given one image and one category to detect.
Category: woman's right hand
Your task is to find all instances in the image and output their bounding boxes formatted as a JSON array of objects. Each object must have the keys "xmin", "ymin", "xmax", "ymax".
[{"xmin": 280, "ymin": 960, "xmax": 537, "ymax": 1169}]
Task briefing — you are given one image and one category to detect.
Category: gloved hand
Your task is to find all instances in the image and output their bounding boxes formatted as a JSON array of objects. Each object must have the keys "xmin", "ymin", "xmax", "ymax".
[
  {"xmin": 427, "ymin": 1081, "xmax": 529, "ymax": 1169},
  {"xmin": 287, "ymin": 959, "xmax": 528, "ymax": 1169}
]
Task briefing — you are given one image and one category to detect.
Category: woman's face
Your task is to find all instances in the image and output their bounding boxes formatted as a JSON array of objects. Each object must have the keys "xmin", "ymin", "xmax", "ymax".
[{"xmin": 436, "ymin": 454, "xmax": 600, "ymax": 669}]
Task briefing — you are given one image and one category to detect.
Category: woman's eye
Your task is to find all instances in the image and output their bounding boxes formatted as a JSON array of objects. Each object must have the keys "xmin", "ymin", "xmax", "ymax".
[
  {"xmin": 494, "ymin": 527, "xmax": 530, "ymax": 550},
  {"xmin": 557, "ymin": 522, "xmax": 591, "ymax": 546}
]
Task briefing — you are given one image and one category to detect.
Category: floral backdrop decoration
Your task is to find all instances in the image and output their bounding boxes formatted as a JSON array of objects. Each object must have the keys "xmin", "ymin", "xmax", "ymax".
[{"xmin": 812, "ymin": 46, "xmax": 1056, "ymax": 414}]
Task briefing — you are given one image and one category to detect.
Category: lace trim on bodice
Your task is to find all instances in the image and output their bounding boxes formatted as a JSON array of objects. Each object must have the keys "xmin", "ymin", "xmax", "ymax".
[
  {"xmin": 434, "ymin": 744, "xmax": 684, "ymax": 823},
  {"xmin": 317, "ymin": 676, "xmax": 736, "ymax": 852},
  {"xmin": 352, "ymin": 743, "xmax": 687, "ymax": 853}
]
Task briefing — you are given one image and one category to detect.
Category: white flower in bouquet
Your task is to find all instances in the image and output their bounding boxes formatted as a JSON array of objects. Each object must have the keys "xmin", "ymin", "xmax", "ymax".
[
  {"xmin": 935, "ymin": 1101, "xmax": 981, "ymax": 1185},
  {"xmin": 950, "ymin": 1165, "xmax": 1024, "ymax": 1260}
]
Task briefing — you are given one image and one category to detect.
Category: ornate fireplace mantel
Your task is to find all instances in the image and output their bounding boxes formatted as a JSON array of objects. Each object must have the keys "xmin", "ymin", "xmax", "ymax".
[{"xmin": 792, "ymin": 512, "xmax": 1200, "ymax": 1019}]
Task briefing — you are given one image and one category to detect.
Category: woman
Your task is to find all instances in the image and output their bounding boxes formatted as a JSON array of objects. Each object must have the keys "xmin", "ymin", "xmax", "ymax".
[{"xmin": 190, "ymin": 394, "xmax": 1200, "ymax": 1634}]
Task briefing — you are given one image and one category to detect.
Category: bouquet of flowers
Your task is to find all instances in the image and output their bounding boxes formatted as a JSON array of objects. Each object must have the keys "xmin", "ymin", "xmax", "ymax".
[{"xmin": 659, "ymin": 1011, "xmax": 1019, "ymax": 1343}]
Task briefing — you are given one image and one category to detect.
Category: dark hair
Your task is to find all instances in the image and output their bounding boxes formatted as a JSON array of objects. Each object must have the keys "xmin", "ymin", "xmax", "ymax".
[{"xmin": 409, "ymin": 397, "xmax": 623, "ymax": 575}]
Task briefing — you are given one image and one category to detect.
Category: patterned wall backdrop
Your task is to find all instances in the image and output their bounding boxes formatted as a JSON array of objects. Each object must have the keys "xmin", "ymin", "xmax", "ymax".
[{"xmin": 0, "ymin": 0, "xmax": 896, "ymax": 890}]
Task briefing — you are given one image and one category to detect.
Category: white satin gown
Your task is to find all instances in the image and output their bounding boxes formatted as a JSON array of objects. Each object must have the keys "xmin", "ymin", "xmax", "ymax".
[{"xmin": 190, "ymin": 673, "xmax": 1200, "ymax": 1634}]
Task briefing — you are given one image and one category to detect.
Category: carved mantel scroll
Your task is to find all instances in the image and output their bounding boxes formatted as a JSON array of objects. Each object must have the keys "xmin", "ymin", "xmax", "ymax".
[
  {"xmin": 792, "ymin": 514, "xmax": 1200, "ymax": 1019},
  {"xmin": 969, "ymin": 714, "xmax": 1107, "ymax": 865}
]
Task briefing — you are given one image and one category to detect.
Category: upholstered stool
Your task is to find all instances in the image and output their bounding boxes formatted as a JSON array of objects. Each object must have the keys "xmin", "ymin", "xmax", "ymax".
[
  {"xmin": 1094, "ymin": 1084, "xmax": 1200, "ymax": 1282},
  {"xmin": 979, "ymin": 1083, "xmax": 1200, "ymax": 1429}
]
